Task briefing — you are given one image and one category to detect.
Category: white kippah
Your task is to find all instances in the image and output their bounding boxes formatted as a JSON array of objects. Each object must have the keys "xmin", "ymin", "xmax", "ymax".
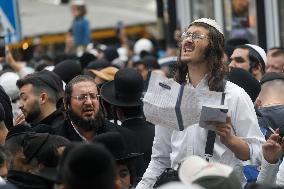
[
  {"xmin": 245, "ymin": 44, "xmax": 267, "ymax": 65},
  {"xmin": 191, "ymin": 18, "xmax": 223, "ymax": 35}
]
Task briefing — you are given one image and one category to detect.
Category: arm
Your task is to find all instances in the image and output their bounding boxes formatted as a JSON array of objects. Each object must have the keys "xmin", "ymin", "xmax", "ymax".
[
  {"xmin": 5, "ymin": 47, "xmax": 24, "ymax": 72},
  {"xmin": 136, "ymin": 125, "xmax": 172, "ymax": 189},
  {"xmin": 5, "ymin": 47, "xmax": 34, "ymax": 77},
  {"xmin": 217, "ymin": 84, "xmax": 265, "ymax": 164},
  {"xmin": 257, "ymin": 133, "xmax": 282, "ymax": 185},
  {"xmin": 215, "ymin": 117, "xmax": 250, "ymax": 160}
]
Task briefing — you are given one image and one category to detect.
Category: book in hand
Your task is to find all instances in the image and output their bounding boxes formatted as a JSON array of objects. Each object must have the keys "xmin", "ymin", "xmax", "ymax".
[{"xmin": 199, "ymin": 104, "xmax": 228, "ymax": 131}]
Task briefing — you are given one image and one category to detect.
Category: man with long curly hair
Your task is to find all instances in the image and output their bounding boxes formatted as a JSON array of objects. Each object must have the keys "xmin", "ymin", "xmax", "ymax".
[{"xmin": 136, "ymin": 18, "xmax": 265, "ymax": 189}]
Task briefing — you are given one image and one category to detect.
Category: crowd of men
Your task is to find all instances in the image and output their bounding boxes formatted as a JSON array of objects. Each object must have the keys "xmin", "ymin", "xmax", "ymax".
[{"xmin": 0, "ymin": 7, "xmax": 283, "ymax": 189}]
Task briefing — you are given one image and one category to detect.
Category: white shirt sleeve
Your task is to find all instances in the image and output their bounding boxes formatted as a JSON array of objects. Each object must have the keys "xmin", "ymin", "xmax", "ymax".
[
  {"xmin": 225, "ymin": 85, "xmax": 265, "ymax": 165},
  {"xmin": 276, "ymin": 160, "xmax": 284, "ymax": 186},
  {"xmin": 257, "ymin": 157, "xmax": 279, "ymax": 185},
  {"xmin": 136, "ymin": 125, "xmax": 172, "ymax": 189}
]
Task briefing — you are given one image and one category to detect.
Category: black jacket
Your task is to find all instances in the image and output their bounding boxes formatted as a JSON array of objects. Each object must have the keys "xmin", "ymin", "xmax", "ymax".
[
  {"xmin": 54, "ymin": 119, "xmax": 138, "ymax": 145},
  {"xmin": 7, "ymin": 170, "xmax": 54, "ymax": 189},
  {"xmin": 121, "ymin": 117, "xmax": 155, "ymax": 170},
  {"xmin": 31, "ymin": 109, "xmax": 65, "ymax": 134}
]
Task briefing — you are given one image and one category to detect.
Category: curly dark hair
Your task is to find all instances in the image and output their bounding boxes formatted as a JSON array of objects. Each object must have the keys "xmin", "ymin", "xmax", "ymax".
[{"xmin": 174, "ymin": 22, "xmax": 228, "ymax": 92}]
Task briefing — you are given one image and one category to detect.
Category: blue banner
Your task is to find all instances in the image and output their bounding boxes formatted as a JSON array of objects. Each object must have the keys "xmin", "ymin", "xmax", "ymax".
[{"xmin": 0, "ymin": 0, "xmax": 21, "ymax": 43}]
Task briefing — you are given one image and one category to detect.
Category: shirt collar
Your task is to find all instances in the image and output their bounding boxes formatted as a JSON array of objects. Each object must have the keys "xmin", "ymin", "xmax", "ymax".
[{"xmin": 187, "ymin": 74, "xmax": 209, "ymax": 90}]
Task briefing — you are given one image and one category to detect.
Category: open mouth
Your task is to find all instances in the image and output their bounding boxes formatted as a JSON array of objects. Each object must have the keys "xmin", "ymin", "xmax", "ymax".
[
  {"xmin": 183, "ymin": 41, "xmax": 195, "ymax": 53},
  {"xmin": 83, "ymin": 107, "xmax": 94, "ymax": 114}
]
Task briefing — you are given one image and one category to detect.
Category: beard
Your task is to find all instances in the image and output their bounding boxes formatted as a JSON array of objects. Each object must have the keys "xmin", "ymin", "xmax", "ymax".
[
  {"xmin": 24, "ymin": 101, "xmax": 41, "ymax": 124},
  {"xmin": 180, "ymin": 46, "xmax": 210, "ymax": 65},
  {"xmin": 67, "ymin": 108, "xmax": 104, "ymax": 132}
]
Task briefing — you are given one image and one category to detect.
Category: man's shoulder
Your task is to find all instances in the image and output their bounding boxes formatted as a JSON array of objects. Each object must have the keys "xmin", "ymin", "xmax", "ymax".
[
  {"xmin": 53, "ymin": 120, "xmax": 80, "ymax": 141},
  {"xmin": 122, "ymin": 118, "xmax": 155, "ymax": 131},
  {"xmin": 224, "ymin": 80, "xmax": 251, "ymax": 101},
  {"xmin": 225, "ymin": 80, "xmax": 246, "ymax": 94}
]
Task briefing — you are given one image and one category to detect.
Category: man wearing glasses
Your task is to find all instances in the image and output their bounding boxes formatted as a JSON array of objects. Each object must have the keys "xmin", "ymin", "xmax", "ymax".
[
  {"xmin": 136, "ymin": 18, "xmax": 265, "ymax": 189},
  {"xmin": 55, "ymin": 75, "xmax": 117, "ymax": 142},
  {"xmin": 51, "ymin": 74, "xmax": 144, "ymax": 184}
]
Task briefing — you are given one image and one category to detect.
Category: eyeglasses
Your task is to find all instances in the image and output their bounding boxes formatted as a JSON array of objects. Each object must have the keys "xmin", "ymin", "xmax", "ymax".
[
  {"xmin": 181, "ymin": 31, "xmax": 207, "ymax": 41},
  {"xmin": 71, "ymin": 93, "xmax": 100, "ymax": 101}
]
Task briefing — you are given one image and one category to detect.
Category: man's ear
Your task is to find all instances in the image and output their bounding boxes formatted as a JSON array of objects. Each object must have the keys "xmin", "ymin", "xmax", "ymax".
[
  {"xmin": 251, "ymin": 64, "xmax": 262, "ymax": 73},
  {"xmin": 255, "ymin": 97, "xmax": 262, "ymax": 108},
  {"xmin": 39, "ymin": 92, "xmax": 48, "ymax": 105}
]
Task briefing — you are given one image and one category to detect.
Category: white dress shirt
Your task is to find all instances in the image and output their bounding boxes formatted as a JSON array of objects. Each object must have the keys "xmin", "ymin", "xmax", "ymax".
[{"xmin": 136, "ymin": 78, "xmax": 265, "ymax": 189}]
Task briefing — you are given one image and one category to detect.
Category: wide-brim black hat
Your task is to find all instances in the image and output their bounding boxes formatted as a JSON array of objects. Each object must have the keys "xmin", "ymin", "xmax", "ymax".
[
  {"xmin": 116, "ymin": 152, "xmax": 143, "ymax": 162},
  {"xmin": 100, "ymin": 68, "xmax": 144, "ymax": 107},
  {"xmin": 93, "ymin": 132, "xmax": 143, "ymax": 162}
]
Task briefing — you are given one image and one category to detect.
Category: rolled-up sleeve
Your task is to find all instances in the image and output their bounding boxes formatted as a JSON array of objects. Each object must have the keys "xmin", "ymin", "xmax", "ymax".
[{"xmin": 230, "ymin": 87, "xmax": 265, "ymax": 163}]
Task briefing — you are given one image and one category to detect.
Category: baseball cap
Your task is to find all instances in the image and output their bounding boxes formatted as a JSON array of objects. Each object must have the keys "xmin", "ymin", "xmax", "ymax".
[{"xmin": 178, "ymin": 156, "xmax": 242, "ymax": 189}]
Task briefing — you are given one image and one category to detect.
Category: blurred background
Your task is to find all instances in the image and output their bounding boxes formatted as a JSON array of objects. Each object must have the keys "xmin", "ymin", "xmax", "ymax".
[{"xmin": 0, "ymin": 0, "xmax": 283, "ymax": 61}]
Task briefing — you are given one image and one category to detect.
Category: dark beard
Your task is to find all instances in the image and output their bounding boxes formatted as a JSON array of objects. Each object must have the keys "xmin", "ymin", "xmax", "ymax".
[
  {"xmin": 68, "ymin": 108, "xmax": 104, "ymax": 132},
  {"xmin": 25, "ymin": 102, "xmax": 41, "ymax": 124}
]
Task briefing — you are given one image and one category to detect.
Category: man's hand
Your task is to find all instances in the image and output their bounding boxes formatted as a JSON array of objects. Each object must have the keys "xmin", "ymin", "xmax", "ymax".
[
  {"xmin": 207, "ymin": 116, "xmax": 250, "ymax": 161},
  {"xmin": 14, "ymin": 113, "xmax": 26, "ymax": 126},
  {"xmin": 262, "ymin": 131, "xmax": 284, "ymax": 164},
  {"xmin": 209, "ymin": 117, "xmax": 234, "ymax": 145}
]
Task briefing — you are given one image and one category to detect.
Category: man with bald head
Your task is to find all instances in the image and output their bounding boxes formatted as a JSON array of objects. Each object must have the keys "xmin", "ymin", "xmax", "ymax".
[{"xmin": 256, "ymin": 72, "xmax": 284, "ymax": 139}]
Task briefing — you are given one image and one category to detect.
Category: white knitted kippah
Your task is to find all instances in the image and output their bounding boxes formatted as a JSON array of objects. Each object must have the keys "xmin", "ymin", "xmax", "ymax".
[
  {"xmin": 245, "ymin": 44, "xmax": 267, "ymax": 65},
  {"xmin": 191, "ymin": 18, "xmax": 223, "ymax": 35}
]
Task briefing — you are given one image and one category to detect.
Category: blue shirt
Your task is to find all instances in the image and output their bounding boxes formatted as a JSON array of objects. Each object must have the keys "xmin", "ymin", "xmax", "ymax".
[{"xmin": 71, "ymin": 16, "xmax": 90, "ymax": 45}]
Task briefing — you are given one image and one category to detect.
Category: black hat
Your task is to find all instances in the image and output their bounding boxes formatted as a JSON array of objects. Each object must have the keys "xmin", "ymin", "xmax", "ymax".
[
  {"xmin": 227, "ymin": 68, "xmax": 261, "ymax": 102},
  {"xmin": 61, "ymin": 143, "xmax": 116, "ymax": 189},
  {"xmin": 21, "ymin": 133, "xmax": 70, "ymax": 182},
  {"xmin": 86, "ymin": 59, "xmax": 110, "ymax": 70},
  {"xmin": 79, "ymin": 52, "xmax": 97, "ymax": 69},
  {"xmin": 53, "ymin": 60, "xmax": 82, "ymax": 83},
  {"xmin": 5, "ymin": 124, "xmax": 32, "ymax": 141},
  {"xmin": 36, "ymin": 70, "xmax": 64, "ymax": 95},
  {"xmin": 100, "ymin": 68, "xmax": 144, "ymax": 107},
  {"xmin": 92, "ymin": 132, "xmax": 143, "ymax": 162},
  {"xmin": 260, "ymin": 72, "xmax": 284, "ymax": 85},
  {"xmin": 21, "ymin": 132, "xmax": 70, "ymax": 164},
  {"xmin": 103, "ymin": 47, "xmax": 119, "ymax": 62},
  {"xmin": 22, "ymin": 133, "xmax": 50, "ymax": 163}
]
